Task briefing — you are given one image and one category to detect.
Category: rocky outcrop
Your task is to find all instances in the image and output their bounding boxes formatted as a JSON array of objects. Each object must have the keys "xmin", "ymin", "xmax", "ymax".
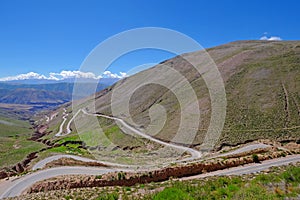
[
  {"xmin": 0, "ymin": 170, "xmax": 15, "ymax": 179},
  {"xmin": 0, "ymin": 150, "xmax": 43, "ymax": 179},
  {"xmin": 14, "ymin": 163, "xmax": 24, "ymax": 173},
  {"xmin": 30, "ymin": 124, "xmax": 49, "ymax": 141},
  {"xmin": 11, "ymin": 152, "xmax": 39, "ymax": 174},
  {"xmin": 0, "ymin": 171, "xmax": 7, "ymax": 179}
]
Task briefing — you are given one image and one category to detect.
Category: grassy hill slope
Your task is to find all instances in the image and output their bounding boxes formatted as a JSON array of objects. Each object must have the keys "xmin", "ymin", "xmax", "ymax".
[{"xmin": 76, "ymin": 40, "xmax": 300, "ymax": 150}]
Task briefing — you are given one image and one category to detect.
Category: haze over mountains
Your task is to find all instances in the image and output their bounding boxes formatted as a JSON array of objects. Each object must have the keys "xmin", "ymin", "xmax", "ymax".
[
  {"xmin": 0, "ymin": 78, "xmax": 119, "ymax": 118},
  {"xmin": 0, "ymin": 69, "xmax": 127, "ymax": 114}
]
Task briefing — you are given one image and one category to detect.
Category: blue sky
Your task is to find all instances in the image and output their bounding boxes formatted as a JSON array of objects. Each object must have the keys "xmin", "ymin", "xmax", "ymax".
[{"xmin": 0, "ymin": 0, "xmax": 299, "ymax": 79}]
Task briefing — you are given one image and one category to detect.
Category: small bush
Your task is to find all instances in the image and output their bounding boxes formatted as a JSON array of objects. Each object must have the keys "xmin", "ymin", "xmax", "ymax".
[
  {"xmin": 95, "ymin": 175, "xmax": 102, "ymax": 179},
  {"xmin": 252, "ymin": 154, "xmax": 260, "ymax": 163},
  {"xmin": 117, "ymin": 172, "xmax": 126, "ymax": 180},
  {"xmin": 64, "ymin": 196, "xmax": 72, "ymax": 200}
]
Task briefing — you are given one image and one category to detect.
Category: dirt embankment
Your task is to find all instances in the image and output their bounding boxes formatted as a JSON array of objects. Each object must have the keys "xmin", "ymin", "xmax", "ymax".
[
  {"xmin": 30, "ymin": 124, "xmax": 49, "ymax": 141},
  {"xmin": 0, "ymin": 152, "xmax": 40, "ymax": 179},
  {"xmin": 44, "ymin": 158, "xmax": 107, "ymax": 169},
  {"xmin": 27, "ymin": 145, "xmax": 298, "ymax": 194}
]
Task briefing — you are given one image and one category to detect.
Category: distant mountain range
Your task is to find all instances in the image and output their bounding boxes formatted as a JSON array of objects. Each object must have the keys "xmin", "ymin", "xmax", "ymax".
[
  {"xmin": 0, "ymin": 78, "xmax": 119, "ymax": 114},
  {"xmin": 0, "ymin": 88, "xmax": 69, "ymax": 105},
  {"xmin": 0, "ymin": 77, "xmax": 119, "ymax": 85}
]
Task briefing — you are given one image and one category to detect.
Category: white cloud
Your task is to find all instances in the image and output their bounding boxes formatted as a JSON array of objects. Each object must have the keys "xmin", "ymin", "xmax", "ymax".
[
  {"xmin": 260, "ymin": 36, "xmax": 282, "ymax": 41},
  {"xmin": 268, "ymin": 36, "xmax": 282, "ymax": 41},
  {"xmin": 120, "ymin": 72, "xmax": 128, "ymax": 78},
  {"xmin": 51, "ymin": 70, "xmax": 98, "ymax": 79},
  {"xmin": 103, "ymin": 71, "xmax": 118, "ymax": 78},
  {"xmin": 103, "ymin": 71, "xmax": 127, "ymax": 78},
  {"xmin": 260, "ymin": 36, "xmax": 268, "ymax": 40},
  {"xmin": 0, "ymin": 72, "xmax": 47, "ymax": 81},
  {"xmin": 0, "ymin": 70, "xmax": 127, "ymax": 81}
]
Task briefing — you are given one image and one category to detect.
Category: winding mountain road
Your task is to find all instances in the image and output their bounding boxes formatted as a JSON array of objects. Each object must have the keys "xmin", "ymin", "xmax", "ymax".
[
  {"xmin": 32, "ymin": 155, "xmax": 103, "ymax": 170},
  {"xmin": 81, "ymin": 109, "xmax": 202, "ymax": 160},
  {"xmin": 55, "ymin": 108, "xmax": 69, "ymax": 137},
  {"xmin": 55, "ymin": 108, "xmax": 202, "ymax": 160},
  {"xmin": 54, "ymin": 114, "xmax": 68, "ymax": 136},
  {"xmin": 32, "ymin": 154, "xmax": 133, "ymax": 171},
  {"xmin": 0, "ymin": 167, "xmax": 117, "ymax": 199},
  {"xmin": 6, "ymin": 109, "xmax": 294, "ymax": 199},
  {"xmin": 180, "ymin": 154, "xmax": 300, "ymax": 180},
  {"xmin": 1, "ymin": 155, "xmax": 299, "ymax": 198},
  {"xmin": 209, "ymin": 143, "xmax": 271, "ymax": 159},
  {"xmin": 65, "ymin": 109, "xmax": 81, "ymax": 134},
  {"xmin": 32, "ymin": 142, "xmax": 272, "ymax": 171}
]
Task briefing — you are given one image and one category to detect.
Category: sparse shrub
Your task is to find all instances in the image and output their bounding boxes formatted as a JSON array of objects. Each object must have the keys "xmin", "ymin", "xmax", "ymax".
[
  {"xmin": 64, "ymin": 195, "xmax": 72, "ymax": 200},
  {"xmin": 252, "ymin": 154, "xmax": 260, "ymax": 163},
  {"xmin": 117, "ymin": 171, "xmax": 126, "ymax": 180},
  {"xmin": 95, "ymin": 175, "xmax": 102, "ymax": 179}
]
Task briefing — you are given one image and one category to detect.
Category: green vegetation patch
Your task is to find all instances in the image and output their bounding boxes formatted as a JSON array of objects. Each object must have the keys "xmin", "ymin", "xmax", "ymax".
[
  {"xmin": 0, "ymin": 116, "xmax": 46, "ymax": 168},
  {"xmin": 153, "ymin": 187, "xmax": 193, "ymax": 200},
  {"xmin": 0, "ymin": 136, "xmax": 45, "ymax": 167},
  {"xmin": 147, "ymin": 166, "xmax": 300, "ymax": 200}
]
